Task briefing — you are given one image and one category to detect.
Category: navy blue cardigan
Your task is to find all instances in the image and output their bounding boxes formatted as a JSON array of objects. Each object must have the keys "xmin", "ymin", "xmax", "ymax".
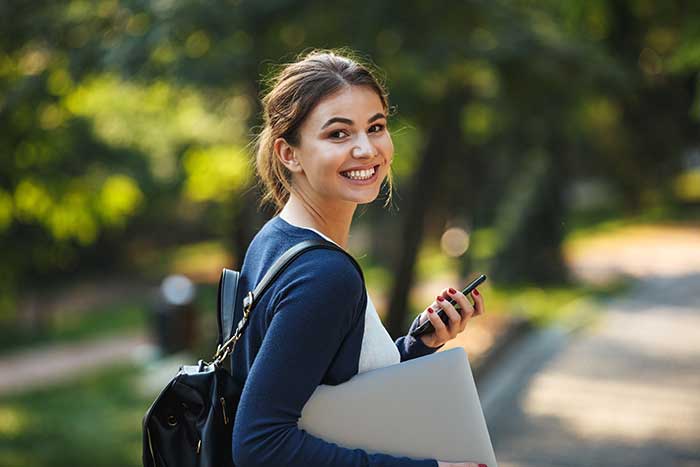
[{"xmin": 230, "ymin": 216, "xmax": 441, "ymax": 467}]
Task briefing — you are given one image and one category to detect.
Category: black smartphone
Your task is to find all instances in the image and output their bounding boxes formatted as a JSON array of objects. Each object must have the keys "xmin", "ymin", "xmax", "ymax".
[{"xmin": 409, "ymin": 274, "xmax": 487, "ymax": 338}]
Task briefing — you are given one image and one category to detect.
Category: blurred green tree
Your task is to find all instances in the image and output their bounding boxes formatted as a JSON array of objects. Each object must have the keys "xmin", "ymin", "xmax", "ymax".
[{"xmin": 1, "ymin": 0, "xmax": 698, "ymax": 338}]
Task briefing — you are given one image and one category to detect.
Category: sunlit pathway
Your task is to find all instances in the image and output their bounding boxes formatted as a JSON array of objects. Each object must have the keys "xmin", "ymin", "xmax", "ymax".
[
  {"xmin": 0, "ymin": 333, "xmax": 151, "ymax": 396},
  {"xmin": 482, "ymin": 227, "xmax": 700, "ymax": 467}
]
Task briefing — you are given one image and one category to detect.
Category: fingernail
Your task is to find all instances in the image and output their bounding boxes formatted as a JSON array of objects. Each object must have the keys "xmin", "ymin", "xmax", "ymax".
[
  {"xmin": 436, "ymin": 295, "xmax": 445, "ymax": 302},
  {"xmin": 427, "ymin": 307, "xmax": 434, "ymax": 314},
  {"xmin": 448, "ymin": 288, "xmax": 456, "ymax": 294},
  {"xmin": 473, "ymin": 289, "xmax": 480, "ymax": 296}
]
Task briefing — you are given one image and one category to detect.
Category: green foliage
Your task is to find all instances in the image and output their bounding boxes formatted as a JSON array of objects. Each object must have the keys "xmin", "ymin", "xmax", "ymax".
[
  {"xmin": 2, "ymin": 0, "xmax": 699, "ymax": 319},
  {"xmin": 64, "ymin": 75, "xmax": 248, "ymax": 180},
  {"xmin": 182, "ymin": 145, "xmax": 252, "ymax": 202},
  {"xmin": 388, "ymin": 118, "xmax": 422, "ymax": 179}
]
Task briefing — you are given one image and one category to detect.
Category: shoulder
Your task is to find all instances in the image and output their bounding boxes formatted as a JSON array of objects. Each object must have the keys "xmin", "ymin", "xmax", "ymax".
[
  {"xmin": 281, "ymin": 247, "xmax": 364, "ymax": 294},
  {"xmin": 268, "ymin": 247, "xmax": 366, "ymax": 323}
]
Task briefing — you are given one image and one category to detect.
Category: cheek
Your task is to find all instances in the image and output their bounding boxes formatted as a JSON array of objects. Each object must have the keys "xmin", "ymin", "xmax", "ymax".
[
  {"xmin": 304, "ymin": 144, "xmax": 347, "ymax": 181},
  {"xmin": 301, "ymin": 141, "xmax": 338, "ymax": 170},
  {"xmin": 381, "ymin": 135, "xmax": 394, "ymax": 162}
]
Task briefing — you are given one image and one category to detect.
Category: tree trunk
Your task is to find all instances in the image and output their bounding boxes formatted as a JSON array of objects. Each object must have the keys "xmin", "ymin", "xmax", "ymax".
[
  {"xmin": 490, "ymin": 141, "xmax": 570, "ymax": 285},
  {"xmin": 385, "ymin": 91, "xmax": 465, "ymax": 338}
]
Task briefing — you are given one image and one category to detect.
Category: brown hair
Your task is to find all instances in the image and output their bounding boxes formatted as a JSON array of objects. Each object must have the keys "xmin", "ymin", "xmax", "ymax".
[{"xmin": 254, "ymin": 48, "xmax": 394, "ymax": 214}]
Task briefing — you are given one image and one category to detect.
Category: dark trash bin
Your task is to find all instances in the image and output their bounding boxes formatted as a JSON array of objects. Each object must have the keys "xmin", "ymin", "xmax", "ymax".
[{"xmin": 152, "ymin": 274, "xmax": 198, "ymax": 355}]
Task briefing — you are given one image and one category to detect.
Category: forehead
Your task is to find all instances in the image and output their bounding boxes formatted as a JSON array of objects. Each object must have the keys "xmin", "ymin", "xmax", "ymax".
[{"xmin": 305, "ymin": 85, "xmax": 385, "ymax": 126}]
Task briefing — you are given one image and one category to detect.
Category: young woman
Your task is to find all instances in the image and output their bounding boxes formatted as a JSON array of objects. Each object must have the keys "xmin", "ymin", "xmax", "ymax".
[{"xmin": 230, "ymin": 49, "xmax": 488, "ymax": 467}]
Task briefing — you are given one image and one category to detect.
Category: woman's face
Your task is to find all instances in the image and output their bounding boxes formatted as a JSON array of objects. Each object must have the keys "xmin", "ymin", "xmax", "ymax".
[{"xmin": 285, "ymin": 85, "xmax": 394, "ymax": 206}]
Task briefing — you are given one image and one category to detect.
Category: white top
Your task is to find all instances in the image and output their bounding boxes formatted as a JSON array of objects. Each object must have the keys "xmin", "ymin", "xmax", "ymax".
[{"xmin": 280, "ymin": 217, "xmax": 401, "ymax": 373}]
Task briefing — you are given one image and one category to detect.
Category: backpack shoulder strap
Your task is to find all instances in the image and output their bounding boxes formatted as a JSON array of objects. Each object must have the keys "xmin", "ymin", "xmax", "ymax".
[
  {"xmin": 216, "ymin": 268, "xmax": 240, "ymax": 349},
  {"xmin": 216, "ymin": 238, "xmax": 363, "ymax": 349}
]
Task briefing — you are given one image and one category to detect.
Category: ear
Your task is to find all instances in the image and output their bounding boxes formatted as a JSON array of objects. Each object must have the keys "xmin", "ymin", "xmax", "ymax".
[{"xmin": 274, "ymin": 138, "xmax": 303, "ymax": 174}]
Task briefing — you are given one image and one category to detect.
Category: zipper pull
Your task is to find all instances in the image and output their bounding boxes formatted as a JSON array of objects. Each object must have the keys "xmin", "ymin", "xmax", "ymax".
[{"xmin": 220, "ymin": 397, "xmax": 229, "ymax": 425}]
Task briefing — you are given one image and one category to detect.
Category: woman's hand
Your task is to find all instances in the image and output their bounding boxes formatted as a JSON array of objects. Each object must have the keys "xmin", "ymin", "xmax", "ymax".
[
  {"xmin": 418, "ymin": 286, "xmax": 485, "ymax": 349},
  {"xmin": 437, "ymin": 461, "xmax": 487, "ymax": 467}
]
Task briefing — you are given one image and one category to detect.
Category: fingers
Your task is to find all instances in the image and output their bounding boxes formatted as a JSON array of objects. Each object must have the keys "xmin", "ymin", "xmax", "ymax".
[
  {"xmin": 426, "ymin": 302, "xmax": 450, "ymax": 343},
  {"xmin": 470, "ymin": 287, "xmax": 485, "ymax": 317},
  {"xmin": 446, "ymin": 287, "xmax": 476, "ymax": 319},
  {"xmin": 436, "ymin": 293, "xmax": 462, "ymax": 335},
  {"xmin": 421, "ymin": 283, "xmax": 486, "ymax": 345},
  {"xmin": 437, "ymin": 288, "xmax": 472, "ymax": 334}
]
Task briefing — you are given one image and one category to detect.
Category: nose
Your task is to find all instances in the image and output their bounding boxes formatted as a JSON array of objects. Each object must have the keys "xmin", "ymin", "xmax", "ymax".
[{"xmin": 352, "ymin": 132, "xmax": 377, "ymax": 158}]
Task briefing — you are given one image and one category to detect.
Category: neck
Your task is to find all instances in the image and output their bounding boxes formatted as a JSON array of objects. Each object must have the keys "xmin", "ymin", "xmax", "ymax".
[{"xmin": 279, "ymin": 190, "xmax": 356, "ymax": 249}]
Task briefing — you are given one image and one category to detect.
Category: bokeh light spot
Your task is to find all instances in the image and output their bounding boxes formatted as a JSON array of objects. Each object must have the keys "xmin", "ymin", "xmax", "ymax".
[
  {"xmin": 185, "ymin": 31, "xmax": 211, "ymax": 58},
  {"xmin": 441, "ymin": 227, "xmax": 470, "ymax": 257},
  {"xmin": 183, "ymin": 145, "xmax": 251, "ymax": 202},
  {"xmin": 99, "ymin": 174, "xmax": 144, "ymax": 226}
]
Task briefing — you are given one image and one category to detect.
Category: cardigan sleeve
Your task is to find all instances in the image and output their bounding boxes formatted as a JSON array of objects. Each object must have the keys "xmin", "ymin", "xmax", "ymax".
[
  {"xmin": 232, "ymin": 250, "xmax": 437, "ymax": 467},
  {"xmin": 395, "ymin": 314, "xmax": 444, "ymax": 362}
]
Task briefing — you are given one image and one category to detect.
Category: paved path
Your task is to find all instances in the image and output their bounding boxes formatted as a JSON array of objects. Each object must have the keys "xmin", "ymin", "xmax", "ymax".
[
  {"xmin": 0, "ymin": 333, "xmax": 152, "ymax": 396},
  {"xmin": 480, "ymin": 225, "xmax": 700, "ymax": 467}
]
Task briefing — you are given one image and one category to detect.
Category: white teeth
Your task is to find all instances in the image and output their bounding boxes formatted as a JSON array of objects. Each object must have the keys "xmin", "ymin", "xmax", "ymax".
[{"xmin": 342, "ymin": 167, "xmax": 376, "ymax": 180}]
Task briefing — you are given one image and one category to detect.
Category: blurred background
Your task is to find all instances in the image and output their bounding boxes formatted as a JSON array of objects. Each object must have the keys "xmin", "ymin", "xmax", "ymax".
[{"xmin": 1, "ymin": 0, "xmax": 699, "ymax": 466}]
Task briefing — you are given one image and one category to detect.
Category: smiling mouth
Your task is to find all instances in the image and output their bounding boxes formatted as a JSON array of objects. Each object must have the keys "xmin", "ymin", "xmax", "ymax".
[{"xmin": 340, "ymin": 165, "xmax": 380, "ymax": 180}]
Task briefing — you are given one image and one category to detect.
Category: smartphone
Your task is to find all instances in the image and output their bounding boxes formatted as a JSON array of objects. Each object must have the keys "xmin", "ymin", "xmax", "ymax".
[{"xmin": 409, "ymin": 274, "xmax": 487, "ymax": 338}]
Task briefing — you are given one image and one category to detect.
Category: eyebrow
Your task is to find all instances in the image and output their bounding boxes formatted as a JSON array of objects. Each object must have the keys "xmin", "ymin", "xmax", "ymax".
[{"xmin": 320, "ymin": 112, "xmax": 386, "ymax": 129}]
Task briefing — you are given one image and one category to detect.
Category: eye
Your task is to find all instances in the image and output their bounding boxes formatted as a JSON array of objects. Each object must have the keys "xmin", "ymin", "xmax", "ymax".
[
  {"xmin": 329, "ymin": 129, "xmax": 349, "ymax": 139},
  {"xmin": 369, "ymin": 123, "xmax": 385, "ymax": 133}
]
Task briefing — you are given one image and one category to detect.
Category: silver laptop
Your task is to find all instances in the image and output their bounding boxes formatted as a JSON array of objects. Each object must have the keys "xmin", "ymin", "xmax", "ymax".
[{"xmin": 298, "ymin": 347, "xmax": 498, "ymax": 466}]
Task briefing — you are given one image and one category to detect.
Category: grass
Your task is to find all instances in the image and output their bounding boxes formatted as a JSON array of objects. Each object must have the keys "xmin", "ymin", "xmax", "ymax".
[
  {"xmin": 562, "ymin": 204, "xmax": 700, "ymax": 243},
  {"xmin": 0, "ymin": 362, "xmax": 154, "ymax": 467},
  {"xmin": 481, "ymin": 278, "xmax": 631, "ymax": 327},
  {"xmin": 0, "ymin": 301, "xmax": 150, "ymax": 354},
  {"xmin": 0, "ymin": 282, "xmax": 220, "ymax": 356}
]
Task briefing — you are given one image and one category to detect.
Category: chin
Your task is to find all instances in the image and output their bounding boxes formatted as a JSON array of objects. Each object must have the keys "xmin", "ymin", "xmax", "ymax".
[
  {"xmin": 345, "ymin": 190, "xmax": 381, "ymax": 205},
  {"xmin": 335, "ymin": 172, "xmax": 387, "ymax": 205}
]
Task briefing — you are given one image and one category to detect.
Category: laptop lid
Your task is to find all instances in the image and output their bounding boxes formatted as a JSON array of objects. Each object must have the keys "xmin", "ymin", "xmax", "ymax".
[{"xmin": 298, "ymin": 347, "xmax": 498, "ymax": 466}]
